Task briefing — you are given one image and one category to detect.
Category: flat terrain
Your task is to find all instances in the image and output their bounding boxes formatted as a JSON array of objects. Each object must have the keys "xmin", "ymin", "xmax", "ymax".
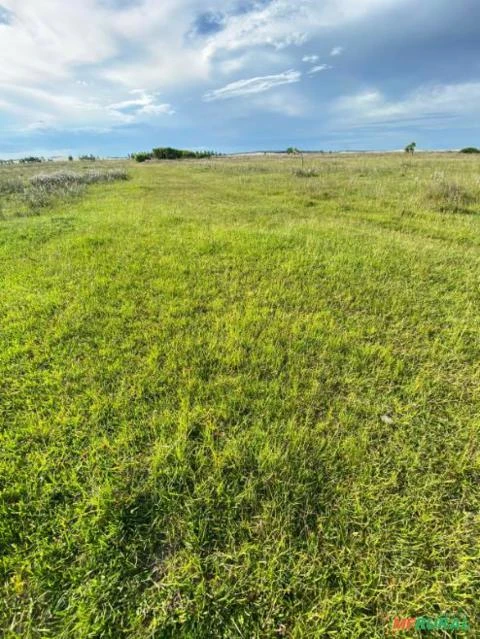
[{"xmin": 1, "ymin": 154, "xmax": 479, "ymax": 637}]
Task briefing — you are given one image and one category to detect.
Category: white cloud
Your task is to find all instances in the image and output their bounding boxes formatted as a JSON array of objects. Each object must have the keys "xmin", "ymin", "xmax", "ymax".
[
  {"xmin": 330, "ymin": 46, "xmax": 344, "ymax": 56},
  {"xmin": 217, "ymin": 48, "xmax": 291, "ymax": 76},
  {"xmin": 202, "ymin": 1, "xmax": 311, "ymax": 58},
  {"xmin": 0, "ymin": 0, "xmax": 404, "ymax": 132},
  {"xmin": 0, "ymin": 1, "xmax": 117, "ymax": 84},
  {"xmin": 138, "ymin": 103, "xmax": 175, "ymax": 115},
  {"xmin": 0, "ymin": 83, "xmax": 174, "ymax": 132},
  {"xmin": 203, "ymin": 0, "xmax": 400, "ymax": 61},
  {"xmin": 270, "ymin": 32, "xmax": 308, "ymax": 50},
  {"xmin": 203, "ymin": 70, "xmax": 301, "ymax": 101},
  {"xmin": 107, "ymin": 90, "xmax": 175, "ymax": 119},
  {"xmin": 107, "ymin": 89, "xmax": 173, "ymax": 113},
  {"xmin": 302, "ymin": 55, "xmax": 319, "ymax": 63},
  {"xmin": 308, "ymin": 64, "xmax": 332, "ymax": 74},
  {"xmin": 0, "ymin": 0, "xmax": 400, "ymax": 88},
  {"xmin": 333, "ymin": 82, "xmax": 480, "ymax": 128}
]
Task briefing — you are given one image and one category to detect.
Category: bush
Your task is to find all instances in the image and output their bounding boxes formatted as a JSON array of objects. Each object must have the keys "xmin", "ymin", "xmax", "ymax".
[
  {"xmin": 133, "ymin": 152, "xmax": 153, "ymax": 163},
  {"xmin": 460, "ymin": 147, "xmax": 480, "ymax": 154}
]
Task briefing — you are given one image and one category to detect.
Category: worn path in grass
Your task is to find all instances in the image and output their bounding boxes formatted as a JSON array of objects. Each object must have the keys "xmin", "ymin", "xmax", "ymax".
[{"xmin": 1, "ymin": 155, "xmax": 479, "ymax": 637}]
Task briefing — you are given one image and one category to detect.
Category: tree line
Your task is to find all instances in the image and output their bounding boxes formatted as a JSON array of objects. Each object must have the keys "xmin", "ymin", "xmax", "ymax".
[{"xmin": 131, "ymin": 147, "xmax": 220, "ymax": 162}]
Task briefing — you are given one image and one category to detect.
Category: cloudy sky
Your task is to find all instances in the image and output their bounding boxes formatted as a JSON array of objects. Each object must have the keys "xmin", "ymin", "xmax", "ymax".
[{"xmin": 0, "ymin": 0, "xmax": 479, "ymax": 157}]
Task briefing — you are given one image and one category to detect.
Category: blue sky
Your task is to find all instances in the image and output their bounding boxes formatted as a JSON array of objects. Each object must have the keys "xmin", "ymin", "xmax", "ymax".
[{"xmin": 0, "ymin": 0, "xmax": 479, "ymax": 157}]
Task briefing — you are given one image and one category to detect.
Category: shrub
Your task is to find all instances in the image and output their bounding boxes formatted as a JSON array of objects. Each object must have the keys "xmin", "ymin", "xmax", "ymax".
[
  {"xmin": 460, "ymin": 147, "xmax": 480, "ymax": 154},
  {"xmin": 133, "ymin": 152, "xmax": 153, "ymax": 163}
]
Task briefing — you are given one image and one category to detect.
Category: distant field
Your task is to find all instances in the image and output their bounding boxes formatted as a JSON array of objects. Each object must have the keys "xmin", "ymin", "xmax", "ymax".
[{"xmin": 1, "ymin": 154, "xmax": 479, "ymax": 638}]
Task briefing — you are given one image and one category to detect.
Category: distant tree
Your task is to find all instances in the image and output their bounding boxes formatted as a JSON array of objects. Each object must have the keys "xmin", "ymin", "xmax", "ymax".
[
  {"xmin": 79, "ymin": 154, "xmax": 96, "ymax": 161},
  {"xmin": 68, "ymin": 155, "xmax": 74, "ymax": 161},
  {"xmin": 286, "ymin": 146, "xmax": 305, "ymax": 168},
  {"xmin": 405, "ymin": 142, "xmax": 416, "ymax": 155},
  {"xmin": 460, "ymin": 147, "xmax": 480, "ymax": 154},
  {"xmin": 19, "ymin": 157, "xmax": 42, "ymax": 164}
]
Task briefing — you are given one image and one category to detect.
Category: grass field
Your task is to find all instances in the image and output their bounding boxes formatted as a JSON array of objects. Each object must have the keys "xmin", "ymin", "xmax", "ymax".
[{"xmin": 1, "ymin": 154, "xmax": 479, "ymax": 637}]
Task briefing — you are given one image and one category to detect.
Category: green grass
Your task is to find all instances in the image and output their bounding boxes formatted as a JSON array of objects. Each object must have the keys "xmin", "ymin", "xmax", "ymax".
[{"xmin": 1, "ymin": 154, "xmax": 479, "ymax": 638}]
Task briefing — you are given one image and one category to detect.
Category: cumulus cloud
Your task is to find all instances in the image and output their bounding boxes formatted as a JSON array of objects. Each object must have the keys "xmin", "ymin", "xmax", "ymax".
[
  {"xmin": 0, "ymin": 0, "xmax": 399, "ymax": 91},
  {"xmin": 330, "ymin": 46, "xmax": 344, "ymax": 56},
  {"xmin": 302, "ymin": 55, "xmax": 319, "ymax": 63},
  {"xmin": 204, "ymin": 70, "xmax": 301, "ymax": 101}
]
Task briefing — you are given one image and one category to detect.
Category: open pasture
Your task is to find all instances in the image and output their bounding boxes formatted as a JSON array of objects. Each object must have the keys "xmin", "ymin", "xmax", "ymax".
[{"xmin": 1, "ymin": 153, "xmax": 479, "ymax": 637}]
